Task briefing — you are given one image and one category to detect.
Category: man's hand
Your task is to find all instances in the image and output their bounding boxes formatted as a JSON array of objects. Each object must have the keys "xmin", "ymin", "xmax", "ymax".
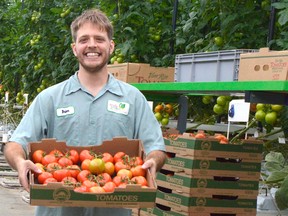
[{"xmin": 141, "ymin": 150, "xmax": 166, "ymax": 179}]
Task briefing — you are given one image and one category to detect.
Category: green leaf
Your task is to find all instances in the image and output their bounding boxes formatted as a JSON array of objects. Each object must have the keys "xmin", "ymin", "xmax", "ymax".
[
  {"xmin": 265, "ymin": 161, "xmax": 284, "ymax": 172},
  {"xmin": 265, "ymin": 151, "xmax": 285, "ymax": 165},
  {"xmin": 266, "ymin": 171, "xmax": 288, "ymax": 183}
]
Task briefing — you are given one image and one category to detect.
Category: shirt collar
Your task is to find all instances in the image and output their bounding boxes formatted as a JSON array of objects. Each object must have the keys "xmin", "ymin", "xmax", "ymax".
[{"xmin": 65, "ymin": 72, "xmax": 124, "ymax": 97}]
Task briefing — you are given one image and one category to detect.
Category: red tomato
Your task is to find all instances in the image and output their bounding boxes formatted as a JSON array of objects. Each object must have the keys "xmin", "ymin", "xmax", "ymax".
[
  {"xmin": 97, "ymin": 173, "xmax": 112, "ymax": 186},
  {"xmin": 130, "ymin": 156, "xmax": 144, "ymax": 166},
  {"xmin": 41, "ymin": 154, "xmax": 57, "ymax": 166},
  {"xmin": 58, "ymin": 157, "xmax": 73, "ymax": 167},
  {"xmin": 74, "ymin": 185, "xmax": 89, "ymax": 193},
  {"xmin": 43, "ymin": 177, "xmax": 58, "ymax": 185},
  {"xmin": 61, "ymin": 176, "xmax": 77, "ymax": 186},
  {"xmin": 66, "ymin": 149, "xmax": 80, "ymax": 164},
  {"xmin": 53, "ymin": 169, "xmax": 71, "ymax": 182},
  {"xmin": 82, "ymin": 179, "xmax": 98, "ymax": 188},
  {"xmin": 101, "ymin": 152, "xmax": 114, "ymax": 163},
  {"xmin": 112, "ymin": 175, "xmax": 129, "ymax": 187},
  {"xmin": 38, "ymin": 171, "xmax": 53, "ymax": 184},
  {"xmin": 102, "ymin": 181, "xmax": 116, "ymax": 192},
  {"xmin": 81, "ymin": 159, "xmax": 91, "ymax": 170},
  {"xmin": 113, "ymin": 151, "xmax": 126, "ymax": 163},
  {"xmin": 34, "ymin": 163, "xmax": 45, "ymax": 177},
  {"xmin": 66, "ymin": 165, "xmax": 81, "ymax": 178},
  {"xmin": 46, "ymin": 162, "xmax": 62, "ymax": 173},
  {"xmin": 131, "ymin": 176, "xmax": 148, "ymax": 187},
  {"xmin": 89, "ymin": 186, "xmax": 105, "ymax": 193},
  {"xmin": 49, "ymin": 149, "xmax": 64, "ymax": 160},
  {"xmin": 117, "ymin": 169, "xmax": 133, "ymax": 179},
  {"xmin": 79, "ymin": 149, "xmax": 95, "ymax": 162},
  {"xmin": 77, "ymin": 170, "xmax": 91, "ymax": 183},
  {"xmin": 114, "ymin": 161, "xmax": 130, "ymax": 173},
  {"xmin": 130, "ymin": 165, "xmax": 146, "ymax": 177},
  {"xmin": 32, "ymin": 149, "xmax": 45, "ymax": 163}
]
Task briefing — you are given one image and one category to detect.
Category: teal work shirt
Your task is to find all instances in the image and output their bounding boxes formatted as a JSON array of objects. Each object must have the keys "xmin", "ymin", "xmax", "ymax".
[{"xmin": 10, "ymin": 72, "xmax": 165, "ymax": 216}]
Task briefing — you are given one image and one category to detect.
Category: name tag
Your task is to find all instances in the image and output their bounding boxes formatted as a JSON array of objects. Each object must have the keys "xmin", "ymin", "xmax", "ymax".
[
  {"xmin": 57, "ymin": 106, "xmax": 75, "ymax": 117},
  {"xmin": 107, "ymin": 100, "xmax": 129, "ymax": 115}
]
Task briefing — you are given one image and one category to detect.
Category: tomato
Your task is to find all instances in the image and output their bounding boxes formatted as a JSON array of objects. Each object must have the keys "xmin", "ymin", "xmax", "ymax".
[
  {"xmin": 114, "ymin": 161, "xmax": 130, "ymax": 173},
  {"xmin": 131, "ymin": 165, "xmax": 146, "ymax": 177},
  {"xmin": 161, "ymin": 118, "xmax": 169, "ymax": 126},
  {"xmin": 34, "ymin": 163, "xmax": 45, "ymax": 177},
  {"xmin": 89, "ymin": 186, "xmax": 105, "ymax": 193},
  {"xmin": 255, "ymin": 110, "xmax": 266, "ymax": 121},
  {"xmin": 77, "ymin": 170, "xmax": 91, "ymax": 183},
  {"xmin": 66, "ymin": 164, "xmax": 81, "ymax": 178},
  {"xmin": 81, "ymin": 158, "xmax": 91, "ymax": 170},
  {"xmin": 265, "ymin": 111, "xmax": 277, "ymax": 125},
  {"xmin": 89, "ymin": 158, "xmax": 105, "ymax": 175},
  {"xmin": 271, "ymin": 104, "xmax": 283, "ymax": 112},
  {"xmin": 49, "ymin": 149, "xmax": 64, "ymax": 161},
  {"xmin": 53, "ymin": 169, "xmax": 71, "ymax": 182},
  {"xmin": 82, "ymin": 179, "xmax": 98, "ymax": 188},
  {"xmin": 214, "ymin": 36, "xmax": 223, "ymax": 46},
  {"xmin": 97, "ymin": 173, "xmax": 112, "ymax": 186},
  {"xmin": 117, "ymin": 169, "xmax": 133, "ymax": 179},
  {"xmin": 38, "ymin": 171, "xmax": 53, "ymax": 184},
  {"xmin": 102, "ymin": 181, "xmax": 116, "ymax": 192},
  {"xmin": 46, "ymin": 162, "xmax": 62, "ymax": 173},
  {"xmin": 130, "ymin": 156, "xmax": 144, "ymax": 166},
  {"xmin": 154, "ymin": 112, "xmax": 163, "ymax": 121},
  {"xmin": 104, "ymin": 161, "xmax": 115, "ymax": 176},
  {"xmin": 66, "ymin": 149, "xmax": 80, "ymax": 164},
  {"xmin": 61, "ymin": 176, "xmax": 77, "ymax": 186},
  {"xmin": 164, "ymin": 103, "xmax": 173, "ymax": 115},
  {"xmin": 131, "ymin": 176, "xmax": 148, "ymax": 187},
  {"xmin": 213, "ymin": 104, "xmax": 224, "ymax": 115},
  {"xmin": 113, "ymin": 175, "xmax": 129, "ymax": 187},
  {"xmin": 41, "ymin": 154, "xmax": 57, "ymax": 166},
  {"xmin": 113, "ymin": 152, "xmax": 126, "ymax": 163},
  {"xmin": 74, "ymin": 185, "xmax": 89, "ymax": 193},
  {"xmin": 154, "ymin": 104, "xmax": 164, "ymax": 113},
  {"xmin": 43, "ymin": 177, "xmax": 58, "ymax": 185},
  {"xmin": 195, "ymin": 133, "xmax": 206, "ymax": 139},
  {"xmin": 101, "ymin": 152, "xmax": 114, "ymax": 163},
  {"xmin": 256, "ymin": 103, "xmax": 265, "ymax": 111},
  {"xmin": 32, "ymin": 150, "xmax": 45, "ymax": 163},
  {"xmin": 79, "ymin": 149, "xmax": 95, "ymax": 162},
  {"xmin": 57, "ymin": 157, "xmax": 73, "ymax": 167}
]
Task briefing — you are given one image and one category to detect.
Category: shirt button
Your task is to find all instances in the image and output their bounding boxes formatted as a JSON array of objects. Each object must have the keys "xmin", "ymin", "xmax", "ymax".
[{"xmin": 90, "ymin": 121, "xmax": 95, "ymax": 124}]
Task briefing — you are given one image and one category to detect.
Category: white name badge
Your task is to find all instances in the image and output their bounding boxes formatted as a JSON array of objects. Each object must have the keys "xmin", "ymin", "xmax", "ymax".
[
  {"xmin": 107, "ymin": 100, "xmax": 129, "ymax": 115},
  {"xmin": 57, "ymin": 106, "xmax": 75, "ymax": 117}
]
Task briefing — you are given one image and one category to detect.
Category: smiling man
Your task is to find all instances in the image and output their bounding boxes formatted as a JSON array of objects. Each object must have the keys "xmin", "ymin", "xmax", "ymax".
[{"xmin": 4, "ymin": 9, "xmax": 166, "ymax": 216}]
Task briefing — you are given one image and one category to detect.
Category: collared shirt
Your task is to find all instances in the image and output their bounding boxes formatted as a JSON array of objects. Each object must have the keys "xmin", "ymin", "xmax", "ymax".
[{"xmin": 10, "ymin": 72, "xmax": 165, "ymax": 216}]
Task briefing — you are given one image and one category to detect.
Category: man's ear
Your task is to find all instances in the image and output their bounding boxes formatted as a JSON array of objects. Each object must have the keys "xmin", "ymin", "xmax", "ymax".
[
  {"xmin": 71, "ymin": 43, "xmax": 77, "ymax": 56},
  {"xmin": 109, "ymin": 40, "xmax": 115, "ymax": 55}
]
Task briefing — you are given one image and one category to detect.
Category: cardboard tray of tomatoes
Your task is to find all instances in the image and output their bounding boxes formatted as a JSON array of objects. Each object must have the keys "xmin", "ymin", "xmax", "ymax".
[{"xmin": 28, "ymin": 137, "xmax": 157, "ymax": 208}]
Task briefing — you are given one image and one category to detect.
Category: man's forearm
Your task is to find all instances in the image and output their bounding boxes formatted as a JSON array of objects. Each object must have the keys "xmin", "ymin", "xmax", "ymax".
[
  {"xmin": 146, "ymin": 150, "xmax": 167, "ymax": 172},
  {"xmin": 4, "ymin": 142, "xmax": 27, "ymax": 171}
]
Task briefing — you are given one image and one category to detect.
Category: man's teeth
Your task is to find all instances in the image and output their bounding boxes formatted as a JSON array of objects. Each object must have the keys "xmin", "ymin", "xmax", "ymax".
[{"xmin": 86, "ymin": 53, "xmax": 99, "ymax": 57}]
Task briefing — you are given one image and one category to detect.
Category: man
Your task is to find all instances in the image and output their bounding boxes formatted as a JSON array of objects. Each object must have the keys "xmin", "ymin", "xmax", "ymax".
[{"xmin": 4, "ymin": 8, "xmax": 166, "ymax": 216}]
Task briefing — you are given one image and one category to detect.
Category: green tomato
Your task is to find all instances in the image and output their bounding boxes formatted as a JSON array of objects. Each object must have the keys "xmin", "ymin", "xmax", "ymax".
[
  {"xmin": 161, "ymin": 118, "xmax": 169, "ymax": 126},
  {"xmin": 216, "ymin": 96, "xmax": 226, "ymax": 106},
  {"xmin": 265, "ymin": 112, "xmax": 277, "ymax": 125},
  {"xmin": 255, "ymin": 110, "xmax": 266, "ymax": 122},
  {"xmin": 214, "ymin": 36, "xmax": 223, "ymax": 46},
  {"xmin": 154, "ymin": 112, "xmax": 162, "ymax": 121},
  {"xmin": 271, "ymin": 104, "xmax": 283, "ymax": 112},
  {"xmin": 213, "ymin": 104, "xmax": 224, "ymax": 115}
]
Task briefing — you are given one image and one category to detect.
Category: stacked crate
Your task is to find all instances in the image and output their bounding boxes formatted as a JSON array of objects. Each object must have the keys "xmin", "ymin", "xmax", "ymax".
[{"xmin": 141, "ymin": 133, "xmax": 263, "ymax": 216}]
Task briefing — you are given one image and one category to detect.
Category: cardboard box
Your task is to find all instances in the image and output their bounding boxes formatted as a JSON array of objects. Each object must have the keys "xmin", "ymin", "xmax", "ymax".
[
  {"xmin": 28, "ymin": 138, "xmax": 157, "ymax": 208},
  {"xmin": 164, "ymin": 134, "xmax": 263, "ymax": 163},
  {"xmin": 108, "ymin": 63, "xmax": 175, "ymax": 83},
  {"xmin": 162, "ymin": 153, "xmax": 261, "ymax": 180},
  {"xmin": 156, "ymin": 171, "xmax": 259, "ymax": 198},
  {"xmin": 155, "ymin": 190, "xmax": 257, "ymax": 214},
  {"xmin": 238, "ymin": 47, "xmax": 288, "ymax": 81},
  {"xmin": 141, "ymin": 206, "xmax": 187, "ymax": 216}
]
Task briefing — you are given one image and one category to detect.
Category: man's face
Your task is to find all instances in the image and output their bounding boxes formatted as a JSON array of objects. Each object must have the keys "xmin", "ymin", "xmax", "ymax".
[{"xmin": 71, "ymin": 22, "xmax": 114, "ymax": 73}]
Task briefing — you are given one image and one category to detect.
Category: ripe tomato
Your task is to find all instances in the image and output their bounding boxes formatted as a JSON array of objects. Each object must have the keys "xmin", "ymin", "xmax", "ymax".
[
  {"xmin": 58, "ymin": 157, "xmax": 73, "ymax": 167},
  {"xmin": 82, "ymin": 179, "xmax": 98, "ymax": 188},
  {"xmin": 79, "ymin": 149, "xmax": 95, "ymax": 162},
  {"xmin": 113, "ymin": 151, "xmax": 126, "ymax": 163},
  {"xmin": 154, "ymin": 104, "xmax": 164, "ymax": 113},
  {"xmin": 81, "ymin": 159, "xmax": 91, "ymax": 170},
  {"xmin": 61, "ymin": 176, "xmax": 77, "ymax": 186},
  {"xmin": 74, "ymin": 185, "xmax": 89, "ymax": 193},
  {"xmin": 34, "ymin": 163, "xmax": 45, "ymax": 177},
  {"xmin": 164, "ymin": 103, "xmax": 173, "ymax": 115},
  {"xmin": 53, "ymin": 169, "xmax": 71, "ymax": 182},
  {"xmin": 195, "ymin": 133, "xmax": 206, "ymax": 139},
  {"xmin": 112, "ymin": 175, "xmax": 129, "ymax": 187},
  {"xmin": 97, "ymin": 173, "xmax": 112, "ymax": 186},
  {"xmin": 104, "ymin": 161, "xmax": 115, "ymax": 176},
  {"xmin": 32, "ymin": 149, "xmax": 45, "ymax": 163},
  {"xmin": 43, "ymin": 177, "xmax": 58, "ymax": 185},
  {"xmin": 114, "ymin": 161, "xmax": 130, "ymax": 173},
  {"xmin": 131, "ymin": 176, "xmax": 148, "ymax": 187},
  {"xmin": 41, "ymin": 154, "xmax": 57, "ymax": 166},
  {"xmin": 130, "ymin": 156, "xmax": 144, "ymax": 166},
  {"xmin": 117, "ymin": 169, "xmax": 133, "ymax": 179},
  {"xmin": 130, "ymin": 165, "xmax": 146, "ymax": 177},
  {"xmin": 89, "ymin": 158, "xmax": 105, "ymax": 175},
  {"xmin": 38, "ymin": 171, "xmax": 53, "ymax": 184},
  {"xmin": 46, "ymin": 162, "xmax": 62, "ymax": 173},
  {"xmin": 77, "ymin": 170, "xmax": 91, "ymax": 183},
  {"xmin": 102, "ymin": 181, "xmax": 116, "ymax": 192},
  {"xmin": 101, "ymin": 152, "xmax": 114, "ymax": 163},
  {"xmin": 66, "ymin": 165, "xmax": 81, "ymax": 178},
  {"xmin": 89, "ymin": 186, "xmax": 105, "ymax": 193},
  {"xmin": 49, "ymin": 149, "xmax": 64, "ymax": 161},
  {"xmin": 66, "ymin": 149, "xmax": 80, "ymax": 164}
]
